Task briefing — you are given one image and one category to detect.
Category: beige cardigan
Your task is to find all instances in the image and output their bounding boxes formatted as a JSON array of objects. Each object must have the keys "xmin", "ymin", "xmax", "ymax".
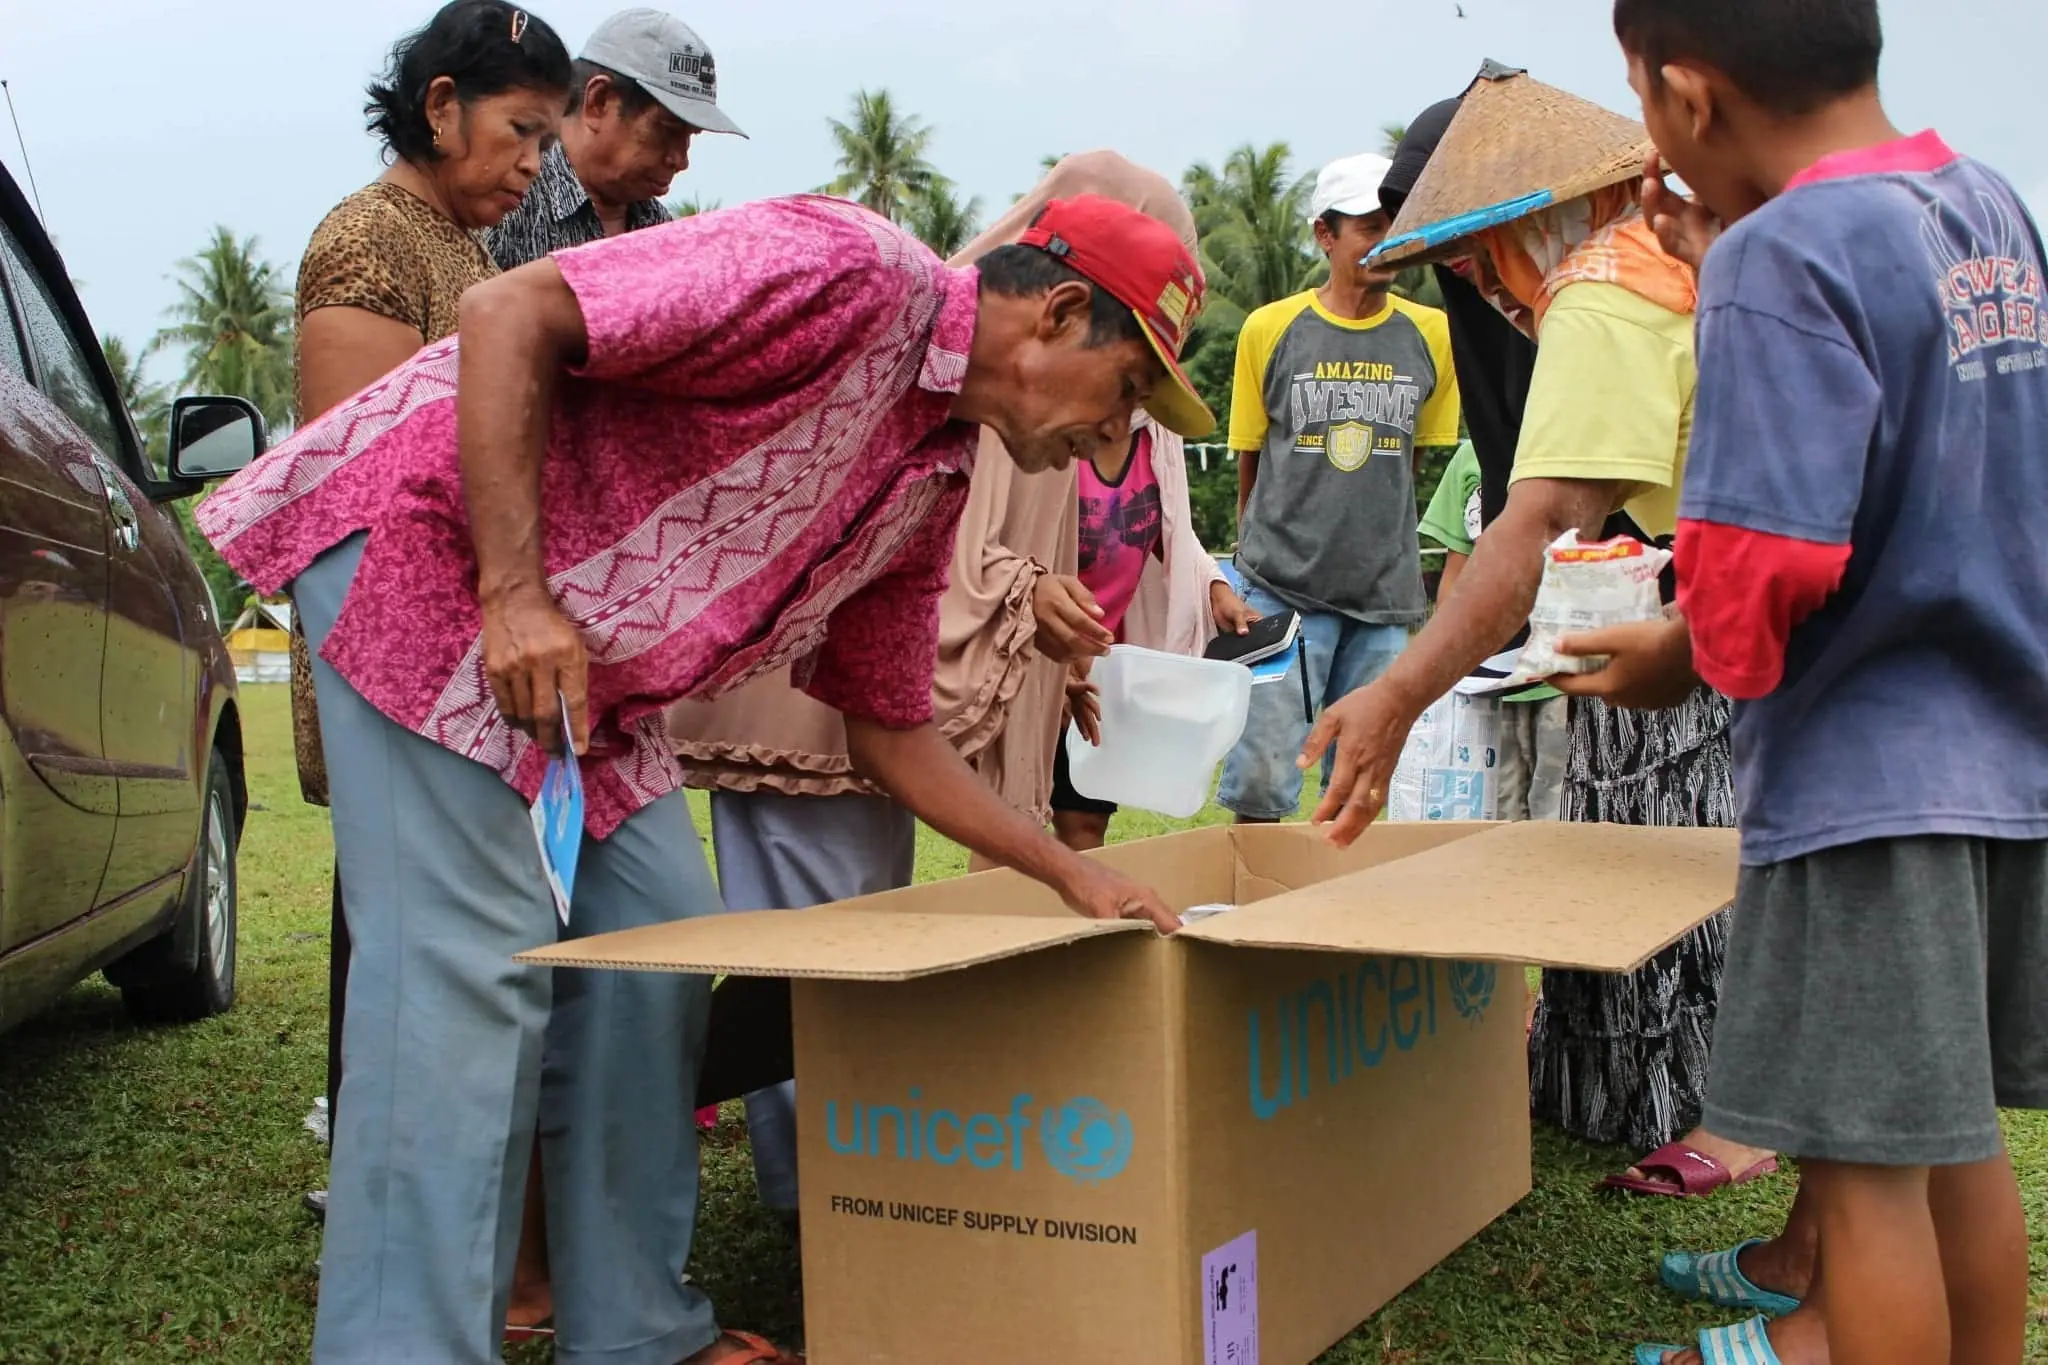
[{"xmin": 664, "ymin": 151, "xmax": 1220, "ymax": 822}]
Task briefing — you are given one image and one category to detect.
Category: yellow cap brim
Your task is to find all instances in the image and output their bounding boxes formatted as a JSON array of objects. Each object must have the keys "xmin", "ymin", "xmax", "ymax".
[{"xmin": 1135, "ymin": 311, "xmax": 1216, "ymax": 439}]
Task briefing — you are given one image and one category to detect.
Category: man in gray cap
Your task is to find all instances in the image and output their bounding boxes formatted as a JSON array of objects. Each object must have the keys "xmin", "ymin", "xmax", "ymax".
[{"xmin": 487, "ymin": 8, "xmax": 744, "ymax": 269}]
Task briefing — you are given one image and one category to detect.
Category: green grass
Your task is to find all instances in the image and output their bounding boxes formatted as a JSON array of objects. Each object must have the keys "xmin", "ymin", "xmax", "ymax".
[{"xmin": 0, "ymin": 684, "xmax": 2042, "ymax": 1362}]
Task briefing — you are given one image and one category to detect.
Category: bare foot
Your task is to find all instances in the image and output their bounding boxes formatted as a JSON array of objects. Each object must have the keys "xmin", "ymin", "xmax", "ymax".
[
  {"xmin": 1737, "ymin": 1233, "xmax": 1818, "ymax": 1301},
  {"xmin": 506, "ymin": 1258, "xmax": 552, "ymax": 1330},
  {"xmin": 1621, "ymin": 1127, "xmax": 1776, "ymax": 1189},
  {"xmin": 1656, "ymin": 1300, "xmax": 1829, "ymax": 1364},
  {"xmin": 508, "ymin": 1148, "xmax": 551, "ymax": 1328}
]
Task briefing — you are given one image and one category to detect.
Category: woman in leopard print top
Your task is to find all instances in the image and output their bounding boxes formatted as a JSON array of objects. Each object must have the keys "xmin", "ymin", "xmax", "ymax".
[{"xmin": 288, "ymin": 0, "xmax": 569, "ymax": 1339}]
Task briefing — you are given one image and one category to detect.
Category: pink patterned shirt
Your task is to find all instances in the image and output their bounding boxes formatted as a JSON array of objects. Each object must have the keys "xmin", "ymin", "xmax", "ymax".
[{"xmin": 199, "ymin": 196, "xmax": 980, "ymax": 837}]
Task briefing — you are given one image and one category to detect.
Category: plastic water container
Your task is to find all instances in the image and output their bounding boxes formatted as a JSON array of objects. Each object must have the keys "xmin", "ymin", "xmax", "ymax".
[{"xmin": 1065, "ymin": 645, "xmax": 1253, "ymax": 819}]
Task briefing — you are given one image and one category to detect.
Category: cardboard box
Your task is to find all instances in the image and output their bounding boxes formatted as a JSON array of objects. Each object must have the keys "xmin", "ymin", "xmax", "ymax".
[{"xmin": 525, "ymin": 819, "xmax": 1737, "ymax": 1365}]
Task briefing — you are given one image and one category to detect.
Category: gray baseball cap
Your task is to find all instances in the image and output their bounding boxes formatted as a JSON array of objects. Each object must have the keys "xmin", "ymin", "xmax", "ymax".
[{"xmin": 580, "ymin": 9, "xmax": 747, "ymax": 138}]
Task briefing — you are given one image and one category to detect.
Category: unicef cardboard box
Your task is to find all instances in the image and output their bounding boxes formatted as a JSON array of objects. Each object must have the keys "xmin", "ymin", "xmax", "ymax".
[{"xmin": 526, "ymin": 819, "xmax": 1737, "ymax": 1364}]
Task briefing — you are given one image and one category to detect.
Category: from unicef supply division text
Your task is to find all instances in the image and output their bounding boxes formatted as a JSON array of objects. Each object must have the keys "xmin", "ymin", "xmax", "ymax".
[{"xmin": 827, "ymin": 1195, "xmax": 1140, "ymax": 1246}]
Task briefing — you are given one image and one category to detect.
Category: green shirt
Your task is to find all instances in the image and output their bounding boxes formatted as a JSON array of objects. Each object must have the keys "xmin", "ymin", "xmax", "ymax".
[
  {"xmin": 1419, "ymin": 442, "xmax": 1559, "ymax": 705},
  {"xmin": 1419, "ymin": 441, "xmax": 1482, "ymax": 554}
]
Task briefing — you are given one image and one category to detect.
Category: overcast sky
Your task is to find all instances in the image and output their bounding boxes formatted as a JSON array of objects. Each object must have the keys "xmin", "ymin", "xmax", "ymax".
[{"xmin": 6, "ymin": 0, "xmax": 2043, "ymax": 385}]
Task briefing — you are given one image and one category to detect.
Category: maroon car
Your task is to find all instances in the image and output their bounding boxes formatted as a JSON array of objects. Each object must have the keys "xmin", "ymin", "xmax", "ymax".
[{"xmin": 0, "ymin": 161, "xmax": 262, "ymax": 1030}]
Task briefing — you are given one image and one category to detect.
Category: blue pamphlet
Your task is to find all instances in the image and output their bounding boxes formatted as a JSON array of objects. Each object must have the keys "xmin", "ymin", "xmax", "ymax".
[
  {"xmin": 1248, "ymin": 649, "xmax": 1294, "ymax": 687},
  {"xmin": 530, "ymin": 691, "xmax": 583, "ymax": 925}
]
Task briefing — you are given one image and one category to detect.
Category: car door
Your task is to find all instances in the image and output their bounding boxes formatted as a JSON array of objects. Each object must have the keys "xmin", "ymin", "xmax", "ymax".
[
  {"xmin": 0, "ymin": 217, "xmax": 201, "ymax": 907},
  {"xmin": 0, "ymin": 220, "xmax": 118, "ymax": 955},
  {"xmin": 97, "ymin": 450, "xmax": 203, "ymax": 899}
]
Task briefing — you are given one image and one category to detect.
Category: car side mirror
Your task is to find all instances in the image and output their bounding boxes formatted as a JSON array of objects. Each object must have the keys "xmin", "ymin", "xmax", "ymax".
[{"xmin": 168, "ymin": 396, "xmax": 267, "ymax": 481}]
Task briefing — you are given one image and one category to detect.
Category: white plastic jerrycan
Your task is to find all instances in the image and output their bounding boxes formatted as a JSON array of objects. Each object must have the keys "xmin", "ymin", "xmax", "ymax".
[{"xmin": 1065, "ymin": 644, "xmax": 1253, "ymax": 819}]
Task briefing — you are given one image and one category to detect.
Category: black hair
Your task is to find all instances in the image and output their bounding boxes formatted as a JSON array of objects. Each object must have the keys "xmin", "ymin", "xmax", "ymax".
[
  {"xmin": 565, "ymin": 59, "xmax": 660, "ymax": 118},
  {"xmin": 976, "ymin": 244, "xmax": 1149, "ymax": 349},
  {"xmin": 1381, "ymin": 97, "xmax": 1463, "ymax": 217},
  {"xmin": 365, "ymin": 0, "xmax": 573, "ymax": 164},
  {"xmin": 1613, "ymin": 0, "xmax": 1882, "ymax": 116}
]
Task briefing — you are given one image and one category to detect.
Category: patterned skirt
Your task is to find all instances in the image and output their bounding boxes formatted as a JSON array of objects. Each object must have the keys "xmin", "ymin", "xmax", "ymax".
[
  {"xmin": 289, "ymin": 614, "xmax": 330, "ymax": 807},
  {"xmin": 1528, "ymin": 686, "xmax": 1735, "ymax": 1151}
]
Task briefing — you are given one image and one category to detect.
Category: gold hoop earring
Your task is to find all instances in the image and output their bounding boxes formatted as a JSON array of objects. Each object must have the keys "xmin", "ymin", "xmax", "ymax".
[{"xmin": 432, "ymin": 124, "xmax": 443, "ymax": 148}]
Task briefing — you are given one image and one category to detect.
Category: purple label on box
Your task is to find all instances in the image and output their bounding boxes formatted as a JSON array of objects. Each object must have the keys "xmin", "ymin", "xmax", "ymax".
[{"xmin": 1202, "ymin": 1230, "xmax": 1257, "ymax": 1365}]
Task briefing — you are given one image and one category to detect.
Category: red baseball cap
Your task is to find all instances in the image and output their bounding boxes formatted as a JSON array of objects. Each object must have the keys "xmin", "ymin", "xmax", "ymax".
[{"xmin": 1017, "ymin": 194, "xmax": 1216, "ymax": 439}]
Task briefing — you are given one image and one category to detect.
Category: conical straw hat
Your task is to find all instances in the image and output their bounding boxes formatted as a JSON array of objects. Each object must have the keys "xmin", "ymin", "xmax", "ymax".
[{"xmin": 1371, "ymin": 60, "xmax": 1654, "ymax": 269}]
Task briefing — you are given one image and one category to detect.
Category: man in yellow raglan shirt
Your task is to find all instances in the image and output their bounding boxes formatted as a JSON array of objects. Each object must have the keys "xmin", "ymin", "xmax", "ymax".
[{"xmin": 1218, "ymin": 152, "xmax": 1462, "ymax": 822}]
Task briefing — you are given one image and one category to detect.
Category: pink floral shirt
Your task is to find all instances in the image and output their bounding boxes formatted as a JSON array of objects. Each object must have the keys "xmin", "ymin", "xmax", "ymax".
[{"xmin": 199, "ymin": 196, "xmax": 980, "ymax": 837}]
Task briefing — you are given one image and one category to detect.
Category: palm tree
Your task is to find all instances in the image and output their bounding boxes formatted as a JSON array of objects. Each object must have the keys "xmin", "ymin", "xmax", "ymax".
[
  {"xmin": 1380, "ymin": 122, "xmax": 1409, "ymax": 158},
  {"xmin": 1183, "ymin": 143, "xmax": 1320, "ymax": 324},
  {"xmin": 904, "ymin": 179, "xmax": 983, "ymax": 257},
  {"xmin": 155, "ymin": 227, "xmax": 294, "ymax": 429},
  {"xmin": 666, "ymin": 194, "xmax": 720, "ymax": 218},
  {"xmin": 824, "ymin": 89, "xmax": 938, "ymax": 222},
  {"xmin": 100, "ymin": 333, "xmax": 171, "ymax": 465}
]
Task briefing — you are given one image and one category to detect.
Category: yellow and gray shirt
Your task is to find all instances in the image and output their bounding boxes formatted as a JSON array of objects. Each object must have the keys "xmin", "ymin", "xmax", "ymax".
[{"xmin": 1230, "ymin": 291, "xmax": 1461, "ymax": 624}]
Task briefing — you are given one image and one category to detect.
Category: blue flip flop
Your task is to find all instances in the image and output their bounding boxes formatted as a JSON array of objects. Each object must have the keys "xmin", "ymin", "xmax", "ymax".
[
  {"xmin": 1660, "ymin": 1240, "xmax": 1802, "ymax": 1317},
  {"xmin": 1635, "ymin": 1315, "xmax": 1781, "ymax": 1365}
]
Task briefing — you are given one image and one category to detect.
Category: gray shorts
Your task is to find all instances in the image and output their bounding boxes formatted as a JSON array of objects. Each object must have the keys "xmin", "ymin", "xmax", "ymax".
[{"xmin": 1703, "ymin": 836, "xmax": 2048, "ymax": 1166}]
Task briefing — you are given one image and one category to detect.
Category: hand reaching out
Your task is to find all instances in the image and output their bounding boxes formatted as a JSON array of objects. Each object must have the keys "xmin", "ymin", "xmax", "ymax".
[
  {"xmin": 1297, "ymin": 680, "xmax": 1419, "ymax": 848},
  {"xmin": 1058, "ymin": 858, "xmax": 1181, "ymax": 935}
]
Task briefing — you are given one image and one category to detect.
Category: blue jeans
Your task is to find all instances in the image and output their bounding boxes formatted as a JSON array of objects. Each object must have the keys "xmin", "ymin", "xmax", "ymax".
[
  {"xmin": 1217, "ymin": 583, "xmax": 1410, "ymax": 820},
  {"xmin": 298, "ymin": 536, "xmax": 717, "ymax": 1365}
]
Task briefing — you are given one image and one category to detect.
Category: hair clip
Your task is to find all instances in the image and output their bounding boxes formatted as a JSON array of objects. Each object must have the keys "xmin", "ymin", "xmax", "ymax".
[{"xmin": 510, "ymin": 8, "xmax": 529, "ymax": 42}]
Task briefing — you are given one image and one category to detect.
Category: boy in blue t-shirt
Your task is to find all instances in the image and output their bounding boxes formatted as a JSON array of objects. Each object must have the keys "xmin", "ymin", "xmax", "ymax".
[{"xmin": 1560, "ymin": 2, "xmax": 2048, "ymax": 1362}]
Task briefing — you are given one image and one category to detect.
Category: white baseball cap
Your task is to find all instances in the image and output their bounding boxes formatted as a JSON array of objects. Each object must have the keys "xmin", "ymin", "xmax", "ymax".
[
  {"xmin": 580, "ymin": 9, "xmax": 747, "ymax": 138},
  {"xmin": 1310, "ymin": 154, "xmax": 1394, "ymax": 220}
]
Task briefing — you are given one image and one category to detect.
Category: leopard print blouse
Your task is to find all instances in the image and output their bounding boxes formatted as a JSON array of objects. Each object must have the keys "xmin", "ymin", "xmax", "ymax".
[{"xmin": 287, "ymin": 182, "xmax": 497, "ymax": 805}]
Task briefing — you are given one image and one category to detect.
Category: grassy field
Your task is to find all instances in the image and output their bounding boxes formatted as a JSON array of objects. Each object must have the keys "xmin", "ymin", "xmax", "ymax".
[{"xmin": 0, "ymin": 683, "xmax": 2042, "ymax": 1363}]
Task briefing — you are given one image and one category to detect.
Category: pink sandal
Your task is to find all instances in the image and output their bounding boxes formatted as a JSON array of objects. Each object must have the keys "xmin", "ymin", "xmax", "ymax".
[
  {"xmin": 716, "ymin": 1330, "xmax": 803, "ymax": 1363},
  {"xmin": 1603, "ymin": 1142, "xmax": 1779, "ymax": 1197},
  {"xmin": 502, "ymin": 1317, "xmax": 554, "ymax": 1344}
]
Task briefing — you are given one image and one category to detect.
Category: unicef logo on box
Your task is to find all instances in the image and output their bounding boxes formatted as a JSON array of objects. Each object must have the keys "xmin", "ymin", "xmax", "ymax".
[
  {"xmin": 1039, "ymin": 1097, "xmax": 1133, "ymax": 1185},
  {"xmin": 1448, "ymin": 961, "xmax": 1497, "ymax": 1022},
  {"xmin": 823, "ymin": 1091, "xmax": 1133, "ymax": 1183}
]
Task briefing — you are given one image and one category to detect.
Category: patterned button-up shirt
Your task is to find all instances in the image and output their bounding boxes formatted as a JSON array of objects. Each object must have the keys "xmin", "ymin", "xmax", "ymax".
[
  {"xmin": 199, "ymin": 196, "xmax": 981, "ymax": 837},
  {"xmin": 484, "ymin": 141, "xmax": 673, "ymax": 270}
]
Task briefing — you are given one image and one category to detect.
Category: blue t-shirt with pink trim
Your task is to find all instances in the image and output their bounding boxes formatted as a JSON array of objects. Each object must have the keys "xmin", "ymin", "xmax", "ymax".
[{"xmin": 1677, "ymin": 131, "xmax": 2048, "ymax": 864}]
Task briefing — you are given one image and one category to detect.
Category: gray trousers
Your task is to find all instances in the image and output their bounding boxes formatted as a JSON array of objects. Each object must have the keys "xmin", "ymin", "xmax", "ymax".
[
  {"xmin": 299, "ymin": 536, "xmax": 719, "ymax": 1365},
  {"xmin": 710, "ymin": 790, "xmax": 916, "ymax": 1209},
  {"xmin": 1495, "ymin": 694, "xmax": 1569, "ymax": 823}
]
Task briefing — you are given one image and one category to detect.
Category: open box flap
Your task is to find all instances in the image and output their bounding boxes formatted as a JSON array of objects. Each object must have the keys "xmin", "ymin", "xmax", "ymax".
[
  {"xmin": 1183, "ymin": 822, "xmax": 1738, "ymax": 972},
  {"xmin": 1227, "ymin": 821, "xmax": 1495, "ymax": 904},
  {"xmin": 517, "ymin": 907, "xmax": 1150, "ymax": 981}
]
